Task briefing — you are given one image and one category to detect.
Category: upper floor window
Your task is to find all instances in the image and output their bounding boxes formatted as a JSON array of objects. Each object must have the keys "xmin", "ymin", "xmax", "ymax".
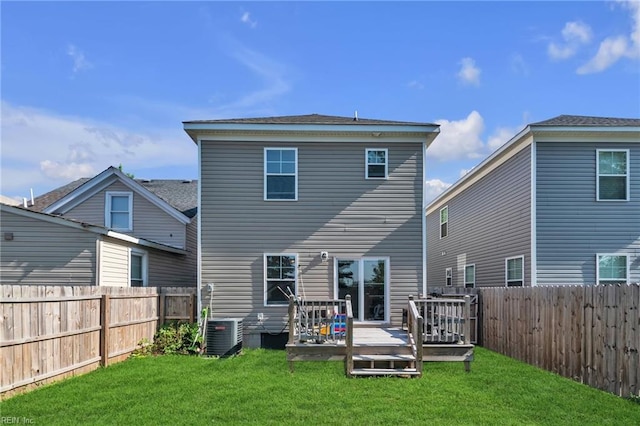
[
  {"xmin": 130, "ymin": 249, "xmax": 147, "ymax": 287},
  {"xmin": 597, "ymin": 149, "xmax": 629, "ymax": 201},
  {"xmin": 464, "ymin": 264, "xmax": 476, "ymax": 288},
  {"xmin": 265, "ymin": 148, "xmax": 297, "ymax": 200},
  {"xmin": 264, "ymin": 254, "xmax": 297, "ymax": 305},
  {"xmin": 366, "ymin": 149, "xmax": 388, "ymax": 179},
  {"xmin": 445, "ymin": 267, "xmax": 452, "ymax": 286},
  {"xmin": 106, "ymin": 191, "xmax": 133, "ymax": 231},
  {"xmin": 440, "ymin": 206, "xmax": 448, "ymax": 238},
  {"xmin": 505, "ymin": 256, "xmax": 524, "ymax": 287},
  {"xmin": 596, "ymin": 254, "xmax": 628, "ymax": 285}
]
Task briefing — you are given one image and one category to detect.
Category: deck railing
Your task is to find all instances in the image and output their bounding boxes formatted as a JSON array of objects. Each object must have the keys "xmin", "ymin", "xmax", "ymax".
[
  {"xmin": 288, "ymin": 297, "xmax": 347, "ymax": 344},
  {"xmin": 415, "ymin": 296, "xmax": 471, "ymax": 344},
  {"xmin": 407, "ymin": 295, "xmax": 423, "ymax": 374}
]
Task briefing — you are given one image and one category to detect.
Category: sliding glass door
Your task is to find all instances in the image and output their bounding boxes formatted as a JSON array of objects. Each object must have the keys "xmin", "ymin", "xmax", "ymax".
[{"xmin": 336, "ymin": 258, "xmax": 388, "ymax": 322}]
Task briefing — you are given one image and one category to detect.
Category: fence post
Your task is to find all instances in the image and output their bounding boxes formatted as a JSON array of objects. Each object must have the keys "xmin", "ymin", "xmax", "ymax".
[
  {"xmin": 189, "ymin": 293, "xmax": 196, "ymax": 323},
  {"xmin": 100, "ymin": 294, "xmax": 110, "ymax": 367},
  {"xmin": 464, "ymin": 295, "xmax": 471, "ymax": 345},
  {"xmin": 158, "ymin": 292, "xmax": 166, "ymax": 328}
]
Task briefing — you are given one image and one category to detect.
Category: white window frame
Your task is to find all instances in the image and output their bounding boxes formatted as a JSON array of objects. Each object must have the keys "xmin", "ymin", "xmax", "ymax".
[
  {"xmin": 129, "ymin": 248, "xmax": 148, "ymax": 287},
  {"xmin": 105, "ymin": 191, "xmax": 133, "ymax": 231},
  {"xmin": 264, "ymin": 253, "xmax": 298, "ymax": 306},
  {"xmin": 596, "ymin": 253, "xmax": 629, "ymax": 285},
  {"xmin": 365, "ymin": 148, "xmax": 388, "ymax": 179},
  {"xmin": 505, "ymin": 255, "xmax": 524, "ymax": 287},
  {"xmin": 264, "ymin": 148, "xmax": 298, "ymax": 201},
  {"xmin": 440, "ymin": 206, "xmax": 448, "ymax": 239},
  {"xmin": 445, "ymin": 267, "xmax": 452, "ymax": 287},
  {"xmin": 464, "ymin": 264, "xmax": 476, "ymax": 288},
  {"xmin": 596, "ymin": 149, "xmax": 629, "ymax": 201}
]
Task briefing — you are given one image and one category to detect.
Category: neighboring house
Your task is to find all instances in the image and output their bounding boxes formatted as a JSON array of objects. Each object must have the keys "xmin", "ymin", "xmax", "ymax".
[
  {"xmin": 1, "ymin": 203, "xmax": 188, "ymax": 286},
  {"xmin": 183, "ymin": 113, "xmax": 440, "ymax": 347},
  {"xmin": 426, "ymin": 115, "xmax": 640, "ymax": 288},
  {"xmin": 1, "ymin": 166, "xmax": 198, "ymax": 287}
]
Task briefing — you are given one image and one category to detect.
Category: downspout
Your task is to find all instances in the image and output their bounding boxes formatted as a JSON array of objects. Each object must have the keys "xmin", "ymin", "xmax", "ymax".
[
  {"xmin": 422, "ymin": 141, "xmax": 427, "ymax": 297},
  {"xmin": 197, "ymin": 138, "xmax": 203, "ymax": 318}
]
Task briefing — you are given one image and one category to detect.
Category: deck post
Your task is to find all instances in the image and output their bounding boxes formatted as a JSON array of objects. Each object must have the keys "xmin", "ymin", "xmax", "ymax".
[
  {"xmin": 345, "ymin": 295, "xmax": 354, "ymax": 377},
  {"xmin": 464, "ymin": 295, "xmax": 471, "ymax": 345},
  {"xmin": 288, "ymin": 296, "xmax": 295, "ymax": 345}
]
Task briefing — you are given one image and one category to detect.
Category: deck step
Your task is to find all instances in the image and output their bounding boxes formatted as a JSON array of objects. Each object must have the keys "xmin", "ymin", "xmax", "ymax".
[
  {"xmin": 352, "ymin": 354, "xmax": 416, "ymax": 362},
  {"xmin": 350, "ymin": 367, "xmax": 420, "ymax": 377}
]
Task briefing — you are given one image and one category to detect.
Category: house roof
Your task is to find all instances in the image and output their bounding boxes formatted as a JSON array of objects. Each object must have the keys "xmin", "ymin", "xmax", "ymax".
[
  {"xmin": 183, "ymin": 113, "xmax": 440, "ymax": 145},
  {"xmin": 531, "ymin": 115, "xmax": 640, "ymax": 127},
  {"xmin": 32, "ymin": 172, "xmax": 198, "ymax": 218},
  {"xmin": 426, "ymin": 114, "xmax": 640, "ymax": 214},
  {"xmin": 183, "ymin": 113, "xmax": 436, "ymax": 126},
  {"xmin": 1, "ymin": 203, "xmax": 187, "ymax": 255}
]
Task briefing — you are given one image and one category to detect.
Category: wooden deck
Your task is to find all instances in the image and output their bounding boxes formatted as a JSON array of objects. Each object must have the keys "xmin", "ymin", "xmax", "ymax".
[{"xmin": 286, "ymin": 296, "xmax": 475, "ymax": 377}]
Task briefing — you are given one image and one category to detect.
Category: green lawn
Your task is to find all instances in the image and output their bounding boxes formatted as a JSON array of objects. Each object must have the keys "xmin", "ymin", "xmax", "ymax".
[{"xmin": 1, "ymin": 347, "xmax": 638, "ymax": 425}]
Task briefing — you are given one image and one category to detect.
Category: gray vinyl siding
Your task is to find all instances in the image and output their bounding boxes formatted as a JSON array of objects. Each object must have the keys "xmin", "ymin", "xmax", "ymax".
[
  {"xmin": 427, "ymin": 147, "xmax": 532, "ymax": 288},
  {"xmin": 65, "ymin": 181, "xmax": 186, "ymax": 248},
  {"xmin": 99, "ymin": 239, "xmax": 129, "ymax": 286},
  {"xmin": 200, "ymin": 140, "xmax": 423, "ymax": 335},
  {"xmin": 0, "ymin": 210, "xmax": 97, "ymax": 285},
  {"xmin": 536, "ymin": 142, "xmax": 640, "ymax": 284}
]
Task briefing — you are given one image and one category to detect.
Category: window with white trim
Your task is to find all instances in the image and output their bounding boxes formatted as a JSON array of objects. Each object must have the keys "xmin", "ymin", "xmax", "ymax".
[
  {"xmin": 265, "ymin": 148, "xmax": 297, "ymax": 200},
  {"xmin": 106, "ymin": 192, "xmax": 133, "ymax": 231},
  {"xmin": 464, "ymin": 264, "xmax": 475, "ymax": 288},
  {"xmin": 445, "ymin": 267, "xmax": 452, "ymax": 287},
  {"xmin": 596, "ymin": 254, "xmax": 628, "ymax": 285},
  {"xmin": 264, "ymin": 254, "xmax": 297, "ymax": 305},
  {"xmin": 366, "ymin": 148, "xmax": 388, "ymax": 179},
  {"xmin": 130, "ymin": 249, "xmax": 147, "ymax": 287},
  {"xmin": 597, "ymin": 149, "xmax": 629, "ymax": 201},
  {"xmin": 440, "ymin": 206, "xmax": 448, "ymax": 238},
  {"xmin": 505, "ymin": 256, "xmax": 524, "ymax": 287}
]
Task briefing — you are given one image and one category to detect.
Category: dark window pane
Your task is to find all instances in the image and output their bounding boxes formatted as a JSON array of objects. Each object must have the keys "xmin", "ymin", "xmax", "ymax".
[
  {"xmin": 368, "ymin": 164, "xmax": 385, "ymax": 178},
  {"xmin": 599, "ymin": 176, "xmax": 626, "ymax": 200},
  {"xmin": 267, "ymin": 176, "xmax": 295, "ymax": 199},
  {"xmin": 266, "ymin": 280, "xmax": 294, "ymax": 304},
  {"xmin": 441, "ymin": 223, "xmax": 448, "ymax": 238}
]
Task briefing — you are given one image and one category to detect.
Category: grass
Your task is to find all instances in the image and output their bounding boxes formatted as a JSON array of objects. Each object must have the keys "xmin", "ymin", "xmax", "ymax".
[{"xmin": 1, "ymin": 347, "xmax": 638, "ymax": 425}]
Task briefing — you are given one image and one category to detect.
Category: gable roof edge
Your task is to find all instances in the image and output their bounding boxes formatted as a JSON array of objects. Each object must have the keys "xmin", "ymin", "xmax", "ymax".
[{"xmin": 43, "ymin": 167, "xmax": 191, "ymax": 225}]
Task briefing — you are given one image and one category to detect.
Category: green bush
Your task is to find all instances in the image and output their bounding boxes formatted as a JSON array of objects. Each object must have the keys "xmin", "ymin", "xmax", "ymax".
[{"xmin": 133, "ymin": 322, "xmax": 202, "ymax": 356}]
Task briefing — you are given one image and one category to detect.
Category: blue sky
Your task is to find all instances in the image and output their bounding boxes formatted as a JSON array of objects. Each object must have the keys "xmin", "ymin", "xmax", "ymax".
[{"xmin": 2, "ymin": 1, "xmax": 639, "ymax": 203}]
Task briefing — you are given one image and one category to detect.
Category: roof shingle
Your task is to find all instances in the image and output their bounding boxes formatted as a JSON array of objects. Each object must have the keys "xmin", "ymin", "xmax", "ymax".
[
  {"xmin": 184, "ymin": 113, "xmax": 436, "ymax": 126},
  {"xmin": 531, "ymin": 114, "xmax": 640, "ymax": 127}
]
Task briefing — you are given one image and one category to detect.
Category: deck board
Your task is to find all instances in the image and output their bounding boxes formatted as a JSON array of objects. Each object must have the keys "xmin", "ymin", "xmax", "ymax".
[{"xmin": 353, "ymin": 326, "xmax": 408, "ymax": 346}]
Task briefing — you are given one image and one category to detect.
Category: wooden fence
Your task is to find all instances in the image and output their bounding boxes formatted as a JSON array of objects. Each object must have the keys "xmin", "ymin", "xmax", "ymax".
[
  {"xmin": 0, "ymin": 285, "xmax": 196, "ymax": 397},
  {"xmin": 480, "ymin": 284, "xmax": 639, "ymax": 398}
]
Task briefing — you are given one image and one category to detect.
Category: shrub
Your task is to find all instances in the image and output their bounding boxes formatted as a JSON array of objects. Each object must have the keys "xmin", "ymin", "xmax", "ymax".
[{"xmin": 133, "ymin": 322, "xmax": 202, "ymax": 357}]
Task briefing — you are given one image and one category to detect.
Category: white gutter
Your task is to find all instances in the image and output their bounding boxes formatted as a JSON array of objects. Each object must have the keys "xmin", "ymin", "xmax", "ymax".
[{"xmin": 105, "ymin": 231, "xmax": 187, "ymax": 254}]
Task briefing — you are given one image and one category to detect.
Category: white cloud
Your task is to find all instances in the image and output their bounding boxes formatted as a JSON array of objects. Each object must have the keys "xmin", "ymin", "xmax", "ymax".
[
  {"xmin": 428, "ymin": 111, "xmax": 485, "ymax": 161},
  {"xmin": 407, "ymin": 80, "xmax": 424, "ymax": 90},
  {"xmin": 67, "ymin": 44, "xmax": 93, "ymax": 74},
  {"xmin": 240, "ymin": 12, "xmax": 257, "ymax": 28},
  {"xmin": 459, "ymin": 168, "xmax": 473, "ymax": 178},
  {"xmin": 487, "ymin": 126, "xmax": 521, "ymax": 151},
  {"xmin": 457, "ymin": 57, "xmax": 481, "ymax": 86},
  {"xmin": 510, "ymin": 53, "xmax": 529, "ymax": 76},
  {"xmin": 425, "ymin": 179, "xmax": 452, "ymax": 204},
  {"xmin": 547, "ymin": 21, "xmax": 592, "ymax": 60},
  {"xmin": 0, "ymin": 101, "xmax": 196, "ymax": 195},
  {"xmin": 219, "ymin": 41, "xmax": 291, "ymax": 113},
  {"xmin": 577, "ymin": 1, "xmax": 640, "ymax": 73}
]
